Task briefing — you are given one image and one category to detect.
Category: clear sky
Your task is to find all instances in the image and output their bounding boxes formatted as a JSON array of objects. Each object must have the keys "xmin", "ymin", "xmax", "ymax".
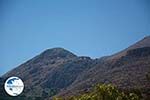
[{"xmin": 0, "ymin": 0, "xmax": 150, "ymax": 76}]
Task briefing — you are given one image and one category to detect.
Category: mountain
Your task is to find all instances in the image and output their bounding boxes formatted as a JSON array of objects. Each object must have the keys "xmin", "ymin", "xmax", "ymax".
[
  {"xmin": 1, "ymin": 36, "xmax": 150, "ymax": 100},
  {"xmin": 2, "ymin": 47, "xmax": 94, "ymax": 99},
  {"xmin": 108, "ymin": 36, "xmax": 150, "ymax": 60},
  {"xmin": 56, "ymin": 36, "xmax": 150, "ymax": 98}
]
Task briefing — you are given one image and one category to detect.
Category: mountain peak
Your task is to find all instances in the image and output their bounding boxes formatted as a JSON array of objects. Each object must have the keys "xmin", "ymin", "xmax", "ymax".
[{"xmin": 41, "ymin": 47, "xmax": 77, "ymax": 59}]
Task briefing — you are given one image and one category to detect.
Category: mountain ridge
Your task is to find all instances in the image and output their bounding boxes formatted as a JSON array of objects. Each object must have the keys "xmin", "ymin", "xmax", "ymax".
[
  {"xmin": 1, "ymin": 36, "xmax": 150, "ymax": 100},
  {"xmin": 108, "ymin": 36, "xmax": 150, "ymax": 60}
]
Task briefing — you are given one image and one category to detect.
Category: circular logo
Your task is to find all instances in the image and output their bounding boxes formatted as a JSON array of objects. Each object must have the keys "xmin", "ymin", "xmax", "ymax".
[{"xmin": 4, "ymin": 76, "xmax": 24, "ymax": 96}]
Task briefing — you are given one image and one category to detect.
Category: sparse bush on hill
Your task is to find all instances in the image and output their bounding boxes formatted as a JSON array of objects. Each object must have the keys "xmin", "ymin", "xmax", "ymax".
[{"xmin": 53, "ymin": 84, "xmax": 141, "ymax": 100}]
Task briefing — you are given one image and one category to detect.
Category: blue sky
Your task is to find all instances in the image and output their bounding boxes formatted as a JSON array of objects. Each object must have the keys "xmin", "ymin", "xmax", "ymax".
[{"xmin": 0, "ymin": 0, "xmax": 150, "ymax": 76}]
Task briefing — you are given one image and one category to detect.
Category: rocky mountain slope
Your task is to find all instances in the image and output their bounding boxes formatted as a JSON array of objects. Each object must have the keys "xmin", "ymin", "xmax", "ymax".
[
  {"xmin": 56, "ymin": 36, "xmax": 150, "ymax": 98},
  {"xmin": 1, "ymin": 36, "xmax": 150, "ymax": 100}
]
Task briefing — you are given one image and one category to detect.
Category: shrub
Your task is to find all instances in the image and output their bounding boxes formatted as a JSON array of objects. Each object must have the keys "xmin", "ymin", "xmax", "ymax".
[{"xmin": 53, "ymin": 84, "xmax": 140, "ymax": 100}]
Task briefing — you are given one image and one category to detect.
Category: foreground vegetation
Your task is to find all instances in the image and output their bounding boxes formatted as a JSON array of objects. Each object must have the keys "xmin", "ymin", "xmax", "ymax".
[{"xmin": 53, "ymin": 84, "xmax": 141, "ymax": 100}]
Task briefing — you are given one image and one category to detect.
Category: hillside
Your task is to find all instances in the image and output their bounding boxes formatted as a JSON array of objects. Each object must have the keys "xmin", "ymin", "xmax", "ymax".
[
  {"xmin": 1, "ymin": 36, "xmax": 150, "ymax": 100},
  {"xmin": 56, "ymin": 36, "xmax": 150, "ymax": 99}
]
